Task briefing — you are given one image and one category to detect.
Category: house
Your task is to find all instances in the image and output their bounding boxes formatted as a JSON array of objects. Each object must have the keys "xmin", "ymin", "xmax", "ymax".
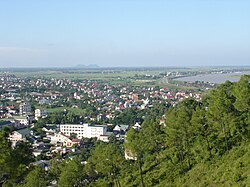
[
  {"xmin": 12, "ymin": 116, "xmax": 29, "ymax": 126},
  {"xmin": 42, "ymin": 124, "xmax": 58, "ymax": 134},
  {"xmin": 32, "ymin": 149, "xmax": 43, "ymax": 157},
  {"xmin": 97, "ymin": 135, "xmax": 109, "ymax": 142},
  {"xmin": 6, "ymin": 105, "xmax": 17, "ymax": 115},
  {"xmin": 132, "ymin": 122, "xmax": 141, "ymax": 130},
  {"xmin": 31, "ymin": 160, "xmax": 49, "ymax": 171},
  {"xmin": 97, "ymin": 132, "xmax": 113, "ymax": 142},
  {"xmin": 113, "ymin": 124, "xmax": 129, "ymax": 132},
  {"xmin": 9, "ymin": 128, "xmax": 31, "ymax": 145},
  {"xmin": 35, "ymin": 108, "xmax": 47, "ymax": 120},
  {"xmin": 39, "ymin": 98, "xmax": 51, "ymax": 105},
  {"xmin": 32, "ymin": 142, "xmax": 51, "ymax": 157},
  {"xmin": 27, "ymin": 114, "xmax": 35, "ymax": 124},
  {"xmin": 0, "ymin": 120, "xmax": 13, "ymax": 130},
  {"xmin": 113, "ymin": 124, "xmax": 129, "ymax": 140},
  {"xmin": 70, "ymin": 139, "xmax": 81, "ymax": 147},
  {"xmin": 49, "ymin": 132, "xmax": 80, "ymax": 147},
  {"xmin": 49, "ymin": 132, "xmax": 70, "ymax": 145}
]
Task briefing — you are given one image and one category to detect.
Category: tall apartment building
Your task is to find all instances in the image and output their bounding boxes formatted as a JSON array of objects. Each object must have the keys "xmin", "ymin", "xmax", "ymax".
[
  {"xmin": 19, "ymin": 102, "xmax": 31, "ymax": 116},
  {"xmin": 60, "ymin": 123, "xmax": 107, "ymax": 139},
  {"xmin": 35, "ymin": 108, "xmax": 47, "ymax": 120}
]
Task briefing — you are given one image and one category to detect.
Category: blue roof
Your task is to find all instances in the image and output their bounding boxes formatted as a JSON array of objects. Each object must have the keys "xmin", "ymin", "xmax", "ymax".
[{"xmin": 0, "ymin": 121, "xmax": 12, "ymax": 127}]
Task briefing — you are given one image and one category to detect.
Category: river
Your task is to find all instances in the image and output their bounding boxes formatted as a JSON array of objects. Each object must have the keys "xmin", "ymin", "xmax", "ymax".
[{"xmin": 174, "ymin": 71, "xmax": 250, "ymax": 84}]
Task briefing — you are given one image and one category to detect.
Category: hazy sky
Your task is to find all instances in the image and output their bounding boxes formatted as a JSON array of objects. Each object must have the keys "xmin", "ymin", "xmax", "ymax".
[{"xmin": 0, "ymin": 0, "xmax": 250, "ymax": 67}]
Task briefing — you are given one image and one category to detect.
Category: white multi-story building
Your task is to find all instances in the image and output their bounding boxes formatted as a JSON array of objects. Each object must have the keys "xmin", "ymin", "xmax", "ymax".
[
  {"xmin": 35, "ymin": 108, "xmax": 47, "ymax": 120},
  {"xmin": 60, "ymin": 123, "xmax": 107, "ymax": 139},
  {"xmin": 19, "ymin": 102, "xmax": 31, "ymax": 115}
]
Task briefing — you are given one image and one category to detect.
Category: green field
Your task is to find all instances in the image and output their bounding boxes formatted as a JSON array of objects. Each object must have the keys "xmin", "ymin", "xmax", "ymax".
[
  {"xmin": 13, "ymin": 69, "xmax": 163, "ymax": 79},
  {"xmin": 45, "ymin": 107, "xmax": 85, "ymax": 115}
]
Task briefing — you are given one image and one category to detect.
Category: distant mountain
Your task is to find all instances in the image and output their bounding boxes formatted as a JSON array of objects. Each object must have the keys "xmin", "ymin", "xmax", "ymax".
[{"xmin": 75, "ymin": 64, "xmax": 100, "ymax": 68}]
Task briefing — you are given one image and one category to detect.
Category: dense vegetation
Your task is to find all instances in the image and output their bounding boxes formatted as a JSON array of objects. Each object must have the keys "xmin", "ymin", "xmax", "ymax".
[
  {"xmin": 0, "ymin": 128, "xmax": 34, "ymax": 186},
  {"xmin": 0, "ymin": 75, "xmax": 249, "ymax": 186}
]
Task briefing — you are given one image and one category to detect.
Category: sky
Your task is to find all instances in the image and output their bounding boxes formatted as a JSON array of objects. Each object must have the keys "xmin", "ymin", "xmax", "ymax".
[{"xmin": 0, "ymin": 0, "xmax": 250, "ymax": 68}]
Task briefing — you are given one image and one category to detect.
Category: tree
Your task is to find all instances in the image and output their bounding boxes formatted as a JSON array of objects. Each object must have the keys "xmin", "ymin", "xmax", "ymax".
[
  {"xmin": 58, "ymin": 158, "xmax": 86, "ymax": 187},
  {"xmin": 87, "ymin": 143, "xmax": 124, "ymax": 187},
  {"xmin": 232, "ymin": 75, "xmax": 250, "ymax": 140},
  {"xmin": 0, "ymin": 128, "xmax": 12, "ymax": 185},
  {"xmin": 11, "ymin": 141, "xmax": 34, "ymax": 179},
  {"xmin": 70, "ymin": 133, "xmax": 77, "ymax": 139},
  {"xmin": 21, "ymin": 166, "xmax": 46, "ymax": 187},
  {"xmin": 48, "ymin": 157, "xmax": 63, "ymax": 183},
  {"xmin": 191, "ymin": 104, "xmax": 212, "ymax": 160},
  {"xmin": 165, "ymin": 99, "xmax": 199, "ymax": 173},
  {"xmin": 233, "ymin": 75, "xmax": 250, "ymax": 112},
  {"xmin": 206, "ymin": 81, "xmax": 237, "ymax": 155},
  {"xmin": 125, "ymin": 128, "xmax": 145, "ymax": 187},
  {"xmin": 0, "ymin": 128, "xmax": 34, "ymax": 186}
]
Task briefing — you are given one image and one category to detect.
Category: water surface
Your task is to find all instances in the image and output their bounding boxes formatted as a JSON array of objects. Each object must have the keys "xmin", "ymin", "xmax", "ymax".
[{"xmin": 175, "ymin": 71, "xmax": 250, "ymax": 84}]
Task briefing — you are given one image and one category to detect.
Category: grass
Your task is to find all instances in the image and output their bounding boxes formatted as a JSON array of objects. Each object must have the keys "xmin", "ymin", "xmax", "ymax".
[
  {"xmin": 14, "ymin": 69, "xmax": 162, "ymax": 79},
  {"xmin": 45, "ymin": 107, "xmax": 85, "ymax": 115}
]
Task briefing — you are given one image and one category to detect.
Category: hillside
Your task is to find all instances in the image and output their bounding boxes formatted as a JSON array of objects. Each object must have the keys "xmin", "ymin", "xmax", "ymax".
[{"xmin": 158, "ymin": 142, "xmax": 250, "ymax": 186}]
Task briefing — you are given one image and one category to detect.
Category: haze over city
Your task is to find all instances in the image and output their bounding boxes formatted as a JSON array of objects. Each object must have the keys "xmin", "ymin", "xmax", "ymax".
[{"xmin": 0, "ymin": 0, "xmax": 250, "ymax": 68}]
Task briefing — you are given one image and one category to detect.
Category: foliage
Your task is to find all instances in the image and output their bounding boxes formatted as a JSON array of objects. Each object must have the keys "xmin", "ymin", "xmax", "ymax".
[
  {"xmin": 87, "ymin": 143, "xmax": 125, "ymax": 186},
  {"xmin": 58, "ymin": 158, "xmax": 87, "ymax": 187},
  {"xmin": 21, "ymin": 166, "xmax": 46, "ymax": 187},
  {"xmin": 0, "ymin": 128, "xmax": 34, "ymax": 186}
]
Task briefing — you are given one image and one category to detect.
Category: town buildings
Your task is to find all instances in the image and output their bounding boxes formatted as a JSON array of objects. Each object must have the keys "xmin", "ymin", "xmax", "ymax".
[
  {"xmin": 19, "ymin": 102, "xmax": 31, "ymax": 116},
  {"xmin": 59, "ymin": 123, "xmax": 107, "ymax": 139},
  {"xmin": 35, "ymin": 108, "xmax": 47, "ymax": 120}
]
